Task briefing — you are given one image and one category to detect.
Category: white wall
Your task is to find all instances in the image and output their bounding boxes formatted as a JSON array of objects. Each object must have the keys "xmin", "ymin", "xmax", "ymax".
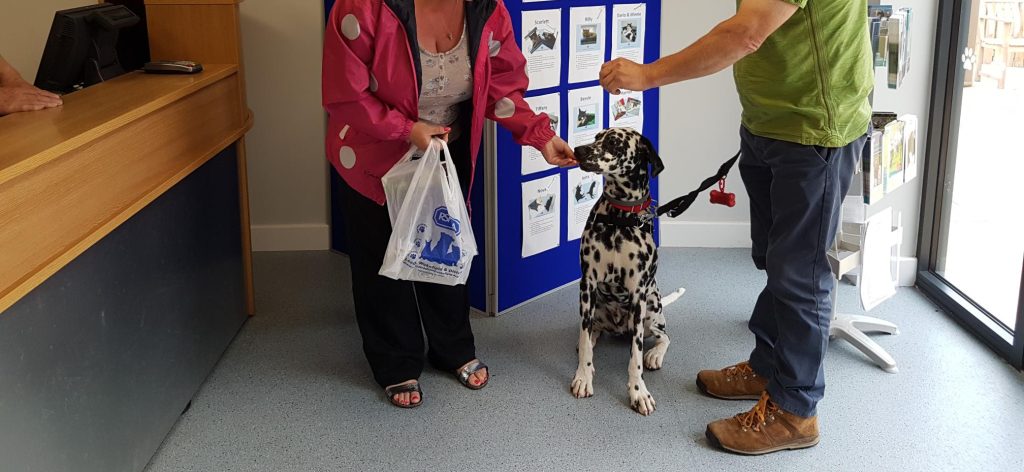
[
  {"xmin": 657, "ymin": 1, "xmax": 749, "ymax": 248},
  {"xmin": 657, "ymin": 0, "xmax": 937, "ymax": 265},
  {"xmin": 0, "ymin": 1, "xmax": 93, "ymax": 79},
  {"xmin": 240, "ymin": 0, "xmax": 330, "ymax": 251}
]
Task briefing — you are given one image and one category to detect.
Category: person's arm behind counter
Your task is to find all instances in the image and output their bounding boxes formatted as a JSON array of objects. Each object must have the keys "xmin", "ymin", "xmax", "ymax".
[{"xmin": 0, "ymin": 54, "xmax": 63, "ymax": 116}]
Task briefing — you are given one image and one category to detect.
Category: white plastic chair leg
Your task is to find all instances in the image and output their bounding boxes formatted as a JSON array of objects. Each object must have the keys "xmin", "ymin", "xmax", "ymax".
[
  {"xmin": 846, "ymin": 314, "xmax": 901, "ymax": 336},
  {"xmin": 830, "ymin": 314, "xmax": 899, "ymax": 373}
]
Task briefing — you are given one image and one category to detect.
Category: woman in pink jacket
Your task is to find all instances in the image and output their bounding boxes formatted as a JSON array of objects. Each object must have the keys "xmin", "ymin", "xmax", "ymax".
[{"xmin": 323, "ymin": 0, "xmax": 575, "ymax": 408}]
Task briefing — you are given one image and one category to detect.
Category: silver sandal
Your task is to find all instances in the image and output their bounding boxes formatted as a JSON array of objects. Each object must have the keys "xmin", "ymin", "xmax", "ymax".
[
  {"xmin": 455, "ymin": 360, "xmax": 489, "ymax": 390},
  {"xmin": 384, "ymin": 382, "xmax": 422, "ymax": 408}
]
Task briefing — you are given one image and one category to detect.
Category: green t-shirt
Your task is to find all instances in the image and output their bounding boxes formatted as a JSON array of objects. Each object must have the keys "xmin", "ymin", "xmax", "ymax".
[{"xmin": 734, "ymin": 0, "xmax": 873, "ymax": 147}]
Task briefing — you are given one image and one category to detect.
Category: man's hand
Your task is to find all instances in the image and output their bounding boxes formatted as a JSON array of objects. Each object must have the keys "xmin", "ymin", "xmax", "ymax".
[
  {"xmin": 408, "ymin": 121, "xmax": 450, "ymax": 151},
  {"xmin": 0, "ymin": 85, "xmax": 62, "ymax": 116},
  {"xmin": 540, "ymin": 136, "xmax": 576, "ymax": 167},
  {"xmin": 600, "ymin": 58, "xmax": 652, "ymax": 95}
]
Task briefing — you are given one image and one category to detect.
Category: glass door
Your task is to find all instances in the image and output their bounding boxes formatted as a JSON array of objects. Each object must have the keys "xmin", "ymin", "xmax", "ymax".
[{"xmin": 919, "ymin": 0, "xmax": 1024, "ymax": 369}]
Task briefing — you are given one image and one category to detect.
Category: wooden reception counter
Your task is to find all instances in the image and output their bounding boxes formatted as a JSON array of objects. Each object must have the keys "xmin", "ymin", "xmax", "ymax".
[
  {"xmin": 0, "ymin": 66, "xmax": 254, "ymax": 472},
  {"xmin": 0, "ymin": 1, "xmax": 254, "ymax": 471}
]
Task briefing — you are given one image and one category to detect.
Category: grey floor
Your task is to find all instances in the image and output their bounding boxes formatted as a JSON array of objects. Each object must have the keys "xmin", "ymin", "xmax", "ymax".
[{"xmin": 144, "ymin": 249, "xmax": 1024, "ymax": 472}]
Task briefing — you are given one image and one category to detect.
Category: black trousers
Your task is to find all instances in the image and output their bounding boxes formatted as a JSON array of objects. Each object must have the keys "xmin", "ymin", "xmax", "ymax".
[
  {"xmin": 340, "ymin": 136, "xmax": 476, "ymax": 389},
  {"xmin": 738, "ymin": 126, "xmax": 864, "ymax": 417}
]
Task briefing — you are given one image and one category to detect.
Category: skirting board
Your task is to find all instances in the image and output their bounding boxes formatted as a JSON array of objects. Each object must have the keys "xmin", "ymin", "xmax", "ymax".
[
  {"xmin": 896, "ymin": 257, "xmax": 918, "ymax": 286},
  {"xmin": 660, "ymin": 220, "xmax": 752, "ymax": 248},
  {"xmin": 251, "ymin": 224, "xmax": 330, "ymax": 251}
]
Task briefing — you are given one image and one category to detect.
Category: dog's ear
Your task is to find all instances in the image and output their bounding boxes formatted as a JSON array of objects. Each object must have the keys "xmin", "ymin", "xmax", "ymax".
[{"xmin": 639, "ymin": 135, "xmax": 664, "ymax": 177}]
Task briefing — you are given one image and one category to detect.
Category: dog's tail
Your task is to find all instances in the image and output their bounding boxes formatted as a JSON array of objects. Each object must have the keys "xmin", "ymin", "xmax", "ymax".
[{"xmin": 661, "ymin": 287, "xmax": 686, "ymax": 307}]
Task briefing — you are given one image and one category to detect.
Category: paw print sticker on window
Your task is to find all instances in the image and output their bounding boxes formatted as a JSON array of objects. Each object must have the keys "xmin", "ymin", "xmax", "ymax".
[{"xmin": 962, "ymin": 47, "xmax": 977, "ymax": 71}]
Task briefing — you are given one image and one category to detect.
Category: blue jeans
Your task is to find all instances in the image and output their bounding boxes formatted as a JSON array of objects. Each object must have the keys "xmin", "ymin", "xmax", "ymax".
[{"xmin": 739, "ymin": 126, "xmax": 865, "ymax": 417}]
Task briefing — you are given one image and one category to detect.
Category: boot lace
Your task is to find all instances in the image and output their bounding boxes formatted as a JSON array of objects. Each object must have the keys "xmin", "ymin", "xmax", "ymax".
[
  {"xmin": 736, "ymin": 391, "xmax": 779, "ymax": 432},
  {"xmin": 723, "ymin": 362, "xmax": 757, "ymax": 381}
]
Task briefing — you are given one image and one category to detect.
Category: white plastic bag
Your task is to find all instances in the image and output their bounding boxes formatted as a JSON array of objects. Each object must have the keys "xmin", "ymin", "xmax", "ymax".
[
  {"xmin": 379, "ymin": 138, "xmax": 477, "ymax": 285},
  {"xmin": 381, "ymin": 144, "xmax": 423, "ymax": 226}
]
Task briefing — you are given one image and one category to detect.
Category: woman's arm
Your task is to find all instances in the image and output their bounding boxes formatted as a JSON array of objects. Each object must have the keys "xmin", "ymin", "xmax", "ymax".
[
  {"xmin": 485, "ymin": 2, "xmax": 574, "ymax": 165},
  {"xmin": 322, "ymin": 2, "xmax": 415, "ymax": 142}
]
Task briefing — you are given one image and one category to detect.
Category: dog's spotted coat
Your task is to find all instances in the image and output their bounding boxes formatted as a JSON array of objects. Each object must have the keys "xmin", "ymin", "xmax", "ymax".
[{"xmin": 571, "ymin": 128, "xmax": 669, "ymax": 416}]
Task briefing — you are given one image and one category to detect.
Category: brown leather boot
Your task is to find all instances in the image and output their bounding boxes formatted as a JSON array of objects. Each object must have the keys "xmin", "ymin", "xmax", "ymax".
[
  {"xmin": 706, "ymin": 391, "xmax": 819, "ymax": 455},
  {"xmin": 696, "ymin": 361, "xmax": 768, "ymax": 400}
]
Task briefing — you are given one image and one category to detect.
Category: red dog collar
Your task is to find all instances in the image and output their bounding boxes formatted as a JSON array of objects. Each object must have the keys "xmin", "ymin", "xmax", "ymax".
[{"xmin": 608, "ymin": 197, "xmax": 653, "ymax": 213}]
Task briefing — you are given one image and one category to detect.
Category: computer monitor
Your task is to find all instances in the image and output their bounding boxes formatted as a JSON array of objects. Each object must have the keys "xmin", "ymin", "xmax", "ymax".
[
  {"xmin": 106, "ymin": 0, "xmax": 151, "ymax": 72},
  {"xmin": 34, "ymin": 4, "xmax": 140, "ymax": 94}
]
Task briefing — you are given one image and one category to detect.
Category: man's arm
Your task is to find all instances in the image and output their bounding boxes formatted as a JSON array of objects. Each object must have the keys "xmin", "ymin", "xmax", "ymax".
[
  {"xmin": 600, "ymin": 0, "xmax": 800, "ymax": 94},
  {"xmin": 0, "ymin": 55, "xmax": 28, "ymax": 87}
]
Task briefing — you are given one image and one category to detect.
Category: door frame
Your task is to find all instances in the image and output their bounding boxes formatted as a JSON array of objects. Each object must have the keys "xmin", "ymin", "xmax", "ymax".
[{"xmin": 917, "ymin": 0, "xmax": 1024, "ymax": 369}]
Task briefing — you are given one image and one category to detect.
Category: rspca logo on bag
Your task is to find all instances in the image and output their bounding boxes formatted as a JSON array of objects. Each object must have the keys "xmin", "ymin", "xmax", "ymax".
[
  {"xmin": 419, "ymin": 233, "xmax": 461, "ymax": 267},
  {"xmin": 433, "ymin": 207, "xmax": 461, "ymax": 235}
]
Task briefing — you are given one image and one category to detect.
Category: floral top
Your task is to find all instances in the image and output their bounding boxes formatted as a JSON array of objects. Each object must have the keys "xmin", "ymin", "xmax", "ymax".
[{"xmin": 418, "ymin": 23, "xmax": 473, "ymax": 141}]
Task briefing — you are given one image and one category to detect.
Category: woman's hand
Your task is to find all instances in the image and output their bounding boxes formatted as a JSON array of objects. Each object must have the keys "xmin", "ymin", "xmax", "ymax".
[
  {"xmin": 409, "ymin": 121, "xmax": 450, "ymax": 150},
  {"xmin": 540, "ymin": 136, "xmax": 576, "ymax": 167}
]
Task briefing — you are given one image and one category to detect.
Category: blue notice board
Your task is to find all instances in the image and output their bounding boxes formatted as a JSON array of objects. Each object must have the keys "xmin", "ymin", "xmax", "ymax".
[{"xmin": 470, "ymin": 0, "xmax": 662, "ymax": 314}]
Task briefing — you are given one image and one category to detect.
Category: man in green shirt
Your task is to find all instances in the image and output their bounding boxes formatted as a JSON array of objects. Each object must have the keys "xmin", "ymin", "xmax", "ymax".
[{"xmin": 600, "ymin": 0, "xmax": 872, "ymax": 455}]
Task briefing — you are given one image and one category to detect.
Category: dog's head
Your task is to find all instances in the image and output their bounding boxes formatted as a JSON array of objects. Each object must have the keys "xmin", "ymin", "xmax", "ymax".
[{"xmin": 574, "ymin": 128, "xmax": 663, "ymax": 200}]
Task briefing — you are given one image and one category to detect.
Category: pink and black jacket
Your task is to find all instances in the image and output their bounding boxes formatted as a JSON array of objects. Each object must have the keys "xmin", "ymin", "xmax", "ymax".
[{"xmin": 323, "ymin": 0, "xmax": 555, "ymax": 204}]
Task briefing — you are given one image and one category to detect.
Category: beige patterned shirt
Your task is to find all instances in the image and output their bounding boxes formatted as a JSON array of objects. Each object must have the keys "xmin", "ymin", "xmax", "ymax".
[{"xmin": 418, "ymin": 23, "xmax": 473, "ymax": 141}]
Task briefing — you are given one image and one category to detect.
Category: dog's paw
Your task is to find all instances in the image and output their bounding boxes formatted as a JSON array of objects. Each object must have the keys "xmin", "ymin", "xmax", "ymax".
[
  {"xmin": 628, "ymin": 383, "xmax": 656, "ymax": 416},
  {"xmin": 643, "ymin": 346, "xmax": 667, "ymax": 370},
  {"xmin": 571, "ymin": 369, "xmax": 594, "ymax": 398}
]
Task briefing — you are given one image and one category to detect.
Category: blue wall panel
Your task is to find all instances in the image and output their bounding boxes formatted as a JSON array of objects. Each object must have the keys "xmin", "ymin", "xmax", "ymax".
[{"xmin": 325, "ymin": 0, "xmax": 348, "ymax": 255}]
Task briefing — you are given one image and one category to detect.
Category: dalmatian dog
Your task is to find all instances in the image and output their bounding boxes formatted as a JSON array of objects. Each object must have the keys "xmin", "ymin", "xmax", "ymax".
[{"xmin": 571, "ymin": 128, "xmax": 679, "ymax": 416}]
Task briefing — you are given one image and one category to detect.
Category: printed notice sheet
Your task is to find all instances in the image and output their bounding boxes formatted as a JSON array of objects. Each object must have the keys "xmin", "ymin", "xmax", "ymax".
[
  {"xmin": 568, "ymin": 86, "xmax": 604, "ymax": 148},
  {"xmin": 522, "ymin": 9, "xmax": 562, "ymax": 90},
  {"xmin": 567, "ymin": 167, "xmax": 603, "ymax": 241},
  {"xmin": 611, "ymin": 4, "xmax": 646, "ymax": 63},
  {"xmin": 522, "ymin": 93, "xmax": 561, "ymax": 175},
  {"xmin": 569, "ymin": 6, "xmax": 606, "ymax": 84},
  {"xmin": 609, "ymin": 90, "xmax": 644, "ymax": 132},
  {"xmin": 522, "ymin": 175, "xmax": 561, "ymax": 257}
]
